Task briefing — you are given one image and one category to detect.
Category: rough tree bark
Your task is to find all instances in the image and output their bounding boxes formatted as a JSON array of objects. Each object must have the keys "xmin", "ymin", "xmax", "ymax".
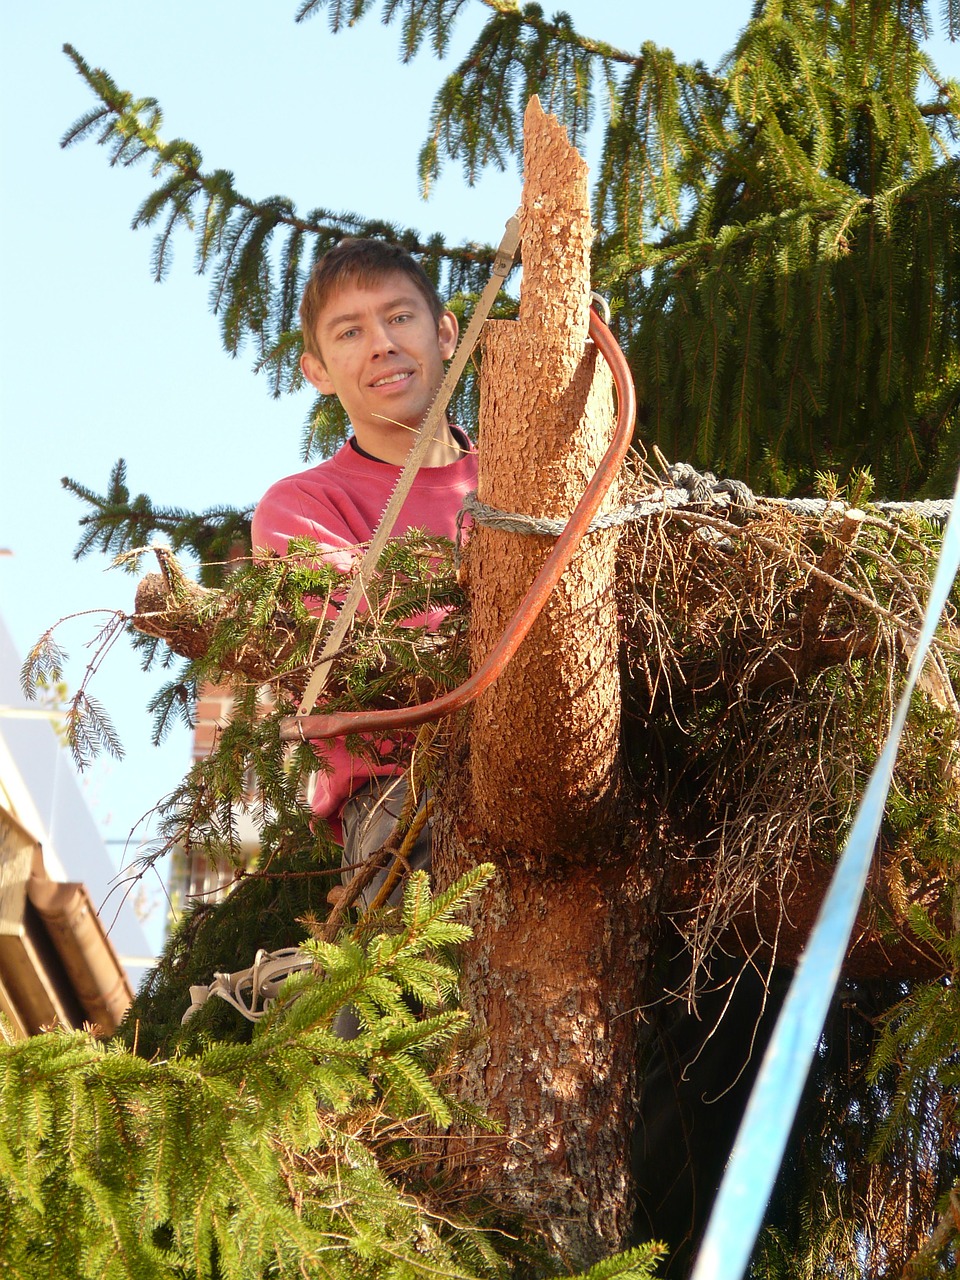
[{"xmin": 433, "ymin": 99, "xmax": 659, "ymax": 1266}]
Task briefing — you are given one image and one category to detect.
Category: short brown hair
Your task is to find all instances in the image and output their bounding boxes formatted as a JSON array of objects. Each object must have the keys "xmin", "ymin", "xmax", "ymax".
[{"xmin": 299, "ymin": 238, "xmax": 446, "ymax": 361}]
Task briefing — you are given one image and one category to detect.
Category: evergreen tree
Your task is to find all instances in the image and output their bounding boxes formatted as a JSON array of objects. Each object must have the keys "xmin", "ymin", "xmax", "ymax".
[
  {"xmin": 59, "ymin": 0, "xmax": 960, "ymax": 499},
  {"xmin": 8, "ymin": 1, "xmax": 960, "ymax": 1276}
]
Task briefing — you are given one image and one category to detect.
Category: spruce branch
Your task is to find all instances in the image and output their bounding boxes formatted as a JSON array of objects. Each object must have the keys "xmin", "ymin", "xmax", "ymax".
[
  {"xmin": 61, "ymin": 42, "xmax": 503, "ymax": 391},
  {"xmin": 296, "ymin": 0, "xmax": 644, "ymax": 66},
  {"xmin": 417, "ymin": 1, "xmax": 660, "ymax": 191},
  {"xmin": 0, "ymin": 868, "xmax": 529, "ymax": 1280},
  {"xmin": 475, "ymin": 0, "xmax": 642, "ymax": 66},
  {"xmin": 126, "ymin": 538, "xmax": 469, "ymax": 783},
  {"xmin": 61, "ymin": 43, "xmax": 475, "ymax": 260},
  {"xmin": 65, "ymin": 690, "xmax": 125, "ymax": 767},
  {"xmin": 19, "ymin": 630, "xmax": 68, "ymax": 699},
  {"xmin": 558, "ymin": 1243, "xmax": 668, "ymax": 1280},
  {"xmin": 21, "ymin": 610, "xmax": 130, "ymax": 768},
  {"xmin": 62, "ymin": 459, "xmax": 254, "ymax": 586}
]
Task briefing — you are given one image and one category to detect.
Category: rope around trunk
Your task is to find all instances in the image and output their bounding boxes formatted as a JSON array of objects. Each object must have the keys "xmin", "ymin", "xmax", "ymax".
[{"xmin": 458, "ymin": 463, "xmax": 953, "ymax": 542}]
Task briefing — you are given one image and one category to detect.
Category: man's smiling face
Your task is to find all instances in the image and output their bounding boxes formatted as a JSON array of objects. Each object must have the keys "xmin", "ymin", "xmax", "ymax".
[{"xmin": 300, "ymin": 271, "xmax": 458, "ymax": 462}]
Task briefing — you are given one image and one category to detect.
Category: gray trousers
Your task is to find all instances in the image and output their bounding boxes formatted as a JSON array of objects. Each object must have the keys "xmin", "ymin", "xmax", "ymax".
[
  {"xmin": 339, "ymin": 775, "xmax": 432, "ymax": 909},
  {"xmin": 333, "ymin": 776, "xmax": 432, "ymax": 1038}
]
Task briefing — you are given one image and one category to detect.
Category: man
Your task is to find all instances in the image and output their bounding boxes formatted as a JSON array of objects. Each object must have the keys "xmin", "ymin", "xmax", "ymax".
[{"xmin": 252, "ymin": 238, "xmax": 477, "ymax": 900}]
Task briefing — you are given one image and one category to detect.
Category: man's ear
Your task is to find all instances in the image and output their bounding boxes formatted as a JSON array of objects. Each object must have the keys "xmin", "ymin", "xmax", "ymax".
[
  {"xmin": 437, "ymin": 310, "xmax": 458, "ymax": 360},
  {"xmin": 301, "ymin": 350, "xmax": 335, "ymax": 396}
]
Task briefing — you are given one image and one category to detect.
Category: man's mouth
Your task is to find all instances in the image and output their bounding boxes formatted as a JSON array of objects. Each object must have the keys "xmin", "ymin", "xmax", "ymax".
[{"xmin": 370, "ymin": 371, "xmax": 412, "ymax": 388}]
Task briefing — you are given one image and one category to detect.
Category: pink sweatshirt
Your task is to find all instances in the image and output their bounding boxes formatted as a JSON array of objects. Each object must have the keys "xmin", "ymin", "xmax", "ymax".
[{"xmin": 251, "ymin": 436, "xmax": 478, "ymax": 839}]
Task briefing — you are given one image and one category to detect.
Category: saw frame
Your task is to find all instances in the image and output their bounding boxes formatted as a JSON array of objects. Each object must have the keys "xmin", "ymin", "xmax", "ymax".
[{"xmin": 294, "ymin": 212, "xmax": 521, "ymax": 720}]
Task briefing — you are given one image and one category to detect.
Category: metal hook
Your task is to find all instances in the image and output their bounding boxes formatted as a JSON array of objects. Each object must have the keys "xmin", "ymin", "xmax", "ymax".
[{"xmin": 590, "ymin": 291, "xmax": 611, "ymax": 326}]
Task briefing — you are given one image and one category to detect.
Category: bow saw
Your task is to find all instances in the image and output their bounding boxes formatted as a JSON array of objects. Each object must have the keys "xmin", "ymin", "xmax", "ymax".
[{"xmin": 289, "ymin": 212, "xmax": 522, "ymax": 730}]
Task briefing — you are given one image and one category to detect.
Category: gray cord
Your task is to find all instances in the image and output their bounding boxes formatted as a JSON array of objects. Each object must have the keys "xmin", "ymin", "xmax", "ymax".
[{"xmin": 460, "ymin": 463, "xmax": 953, "ymax": 541}]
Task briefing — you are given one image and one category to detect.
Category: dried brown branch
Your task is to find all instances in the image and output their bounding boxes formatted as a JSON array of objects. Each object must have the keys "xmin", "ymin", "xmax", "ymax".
[
  {"xmin": 132, "ymin": 547, "xmax": 311, "ymax": 695},
  {"xmin": 616, "ymin": 480, "xmax": 958, "ymax": 990}
]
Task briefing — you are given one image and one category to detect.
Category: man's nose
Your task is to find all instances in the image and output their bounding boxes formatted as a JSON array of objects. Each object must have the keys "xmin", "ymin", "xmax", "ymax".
[{"xmin": 369, "ymin": 323, "xmax": 398, "ymax": 357}]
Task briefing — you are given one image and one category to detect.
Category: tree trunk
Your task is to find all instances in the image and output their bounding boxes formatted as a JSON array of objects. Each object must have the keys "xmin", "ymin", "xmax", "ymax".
[
  {"xmin": 469, "ymin": 100, "xmax": 621, "ymax": 853},
  {"xmin": 434, "ymin": 98, "xmax": 658, "ymax": 1267}
]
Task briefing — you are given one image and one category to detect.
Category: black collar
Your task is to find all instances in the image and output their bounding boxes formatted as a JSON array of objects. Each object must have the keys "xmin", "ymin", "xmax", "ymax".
[{"xmin": 349, "ymin": 424, "xmax": 472, "ymax": 463}]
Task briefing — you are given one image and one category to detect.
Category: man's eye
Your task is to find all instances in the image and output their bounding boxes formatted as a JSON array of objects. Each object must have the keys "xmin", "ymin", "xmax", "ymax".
[
  {"xmin": 391, "ymin": 313, "xmax": 412, "ymax": 325},
  {"xmin": 339, "ymin": 327, "xmax": 359, "ymax": 340}
]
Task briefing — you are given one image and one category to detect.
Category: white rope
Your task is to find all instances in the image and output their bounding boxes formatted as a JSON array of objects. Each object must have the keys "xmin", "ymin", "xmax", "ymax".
[{"xmin": 182, "ymin": 946, "xmax": 313, "ymax": 1024}]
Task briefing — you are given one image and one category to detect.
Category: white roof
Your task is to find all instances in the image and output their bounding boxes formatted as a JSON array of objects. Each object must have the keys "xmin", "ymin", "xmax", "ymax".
[{"xmin": 0, "ymin": 614, "xmax": 153, "ymax": 987}]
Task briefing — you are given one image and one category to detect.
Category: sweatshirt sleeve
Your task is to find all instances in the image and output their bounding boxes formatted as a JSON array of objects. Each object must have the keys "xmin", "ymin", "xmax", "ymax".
[
  {"xmin": 251, "ymin": 480, "xmax": 322, "ymax": 556},
  {"xmin": 250, "ymin": 476, "xmax": 356, "ymax": 572}
]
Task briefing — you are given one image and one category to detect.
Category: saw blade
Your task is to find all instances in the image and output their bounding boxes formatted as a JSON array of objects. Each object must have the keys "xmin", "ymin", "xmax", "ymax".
[{"xmin": 296, "ymin": 211, "xmax": 521, "ymax": 717}]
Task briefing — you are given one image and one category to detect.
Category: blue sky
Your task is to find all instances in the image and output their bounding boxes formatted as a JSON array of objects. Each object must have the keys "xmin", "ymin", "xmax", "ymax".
[{"xmin": 2, "ymin": 2, "xmax": 957, "ymax": 952}]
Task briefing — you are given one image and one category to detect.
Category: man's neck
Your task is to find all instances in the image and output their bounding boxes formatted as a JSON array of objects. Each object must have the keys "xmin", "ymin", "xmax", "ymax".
[{"xmin": 350, "ymin": 419, "xmax": 466, "ymax": 467}]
